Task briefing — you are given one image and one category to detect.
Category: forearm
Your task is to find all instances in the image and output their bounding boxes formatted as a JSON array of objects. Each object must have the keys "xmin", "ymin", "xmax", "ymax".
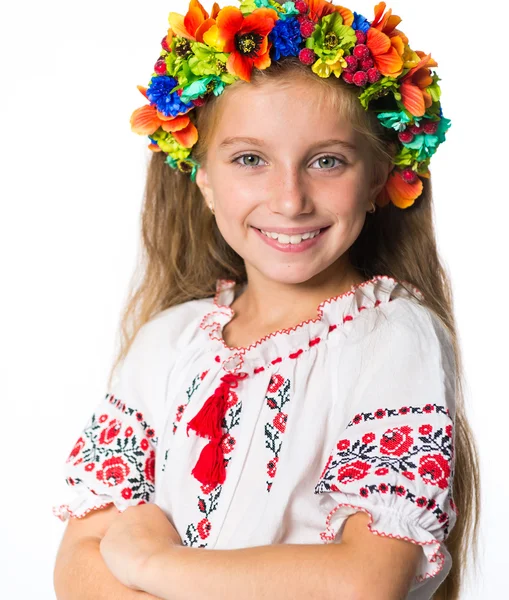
[
  {"xmin": 139, "ymin": 542, "xmax": 363, "ymax": 600},
  {"xmin": 54, "ymin": 536, "xmax": 163, "ymax": 600}
]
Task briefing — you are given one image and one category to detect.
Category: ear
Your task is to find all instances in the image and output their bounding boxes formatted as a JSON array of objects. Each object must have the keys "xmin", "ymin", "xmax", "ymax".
[{"xmin": 196, "ymin": 166, "xmax": 214, "ymax": 208}]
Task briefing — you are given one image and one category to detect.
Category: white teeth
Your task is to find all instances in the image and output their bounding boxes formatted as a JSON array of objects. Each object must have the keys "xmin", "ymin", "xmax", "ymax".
[{"xmin": 259, "ymin": 229, "xmax": 322, "ymax": 244}]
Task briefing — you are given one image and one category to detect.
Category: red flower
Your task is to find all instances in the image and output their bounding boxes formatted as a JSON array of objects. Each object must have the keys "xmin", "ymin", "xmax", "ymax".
[
  {"xmin": 96, "ymin": 456, "xmax": 130, "ymax": 487},
  {"xmin": 99, "ymin": 420, "xmax": 122, "ymax": 445},
  {"xmin": 121, "ymin": 487, "xmax": 133, "ymax": 500},
  {"xmin": 98, "ymin": 414, "xmax": 108, "ymax": 423},
  {"xmin": 273, "ymin": 412, "xmax": 288, "ymax": 433},
  {"xmin": 427, "ymin": 499, "xmax": 436, "ymax": 510},
  {"xmin": 268, "ymin": 374, "xmax": 284, "ymax": 393},
  {"xmin": 141, "ymin": 439, "xmax": 149, "ymax": 451},
  {"xmin": 438, "ymin": 513, "xmax": 448, "ymax": 524},
  {"xmin": 418, "ymin": 453, "xmax": 450, "ymax": 489},
  {"xmin": 402, "ymin": 471, "xmax": 415, "ymax": 480},
  {"xmin": 374, "ymin": 408, "xmax": 386, "ymax": 419},
  {"xmin": 416, "ymin": 496, "xmax": 427, "ymax": 507},
  {"xmin": 445, "ymin": 424, "xmax": 453, "ymax": 438},
  {"xmin": 145, "ymin": 450, "xmax": 156, "ymax": 483},
  {"xmin": 197, "ymin": 517, "xmax": 212, "ymax": 539},
  {"xmin": 398, "ymin": 407, "xmax": 410, "ymax": 415},
  {"xmin": 378, "ymin": 483, "xmax": 389, "ymax": 493},
  {"xmin": 136, "ymin": 412, "xmax": 144, "ymax": 421},
  {"xmin": 221, "ymin": 435, "xmax": 236, "ymax": 454},
  {"xmin": 200, "ymin": 483, "xmax": 217, "ymax": 494},
  {"xmin": 375, "ymin": 467, "xmax": 388, "ymax": 476},
  {"xmin": 226, "ymin": 390, "xmax": 239, "ymax": 409},
  {"xmin": 360, "ymin": 487, "xmax": 370, "ymax": 497},
  {"xmin": 337, "ymin": 439, "xmax": 350, "ymax": 451},
  {"xmin": 125, "ymin": 426, "xmax": 133, "ymax": 437},
  {"xmin": 362, "ymin": 432, "xmax": 376, "ymax": 444},
  {"xmin": 352, "ymin": 414, "xmax": 363, "ymax": 424},
  {"xmin": 380, "ymin": 426, "xmax": 414, "ymax": 456},
  {"xmin": 203, "ymin": 6, "xmax": 278, "ymax": 81},
  {"xmin": 267, "ymin": 457, "xmax": 279, "ymax": 478},
  {"xmin": 146, "ymin": 428, "xmax": 155, "ymax": 438},
  {"xmin": 423, "ymin": 404, "xmax": 434, "ymax": 414},
  {"xmin": 85, "ymin": 463, "xmax": 95, "ymax": 472},
  {"xmin": 336, "ymin": 461, "xmax": 371, "ymax": 484},
  {"xmin": 395, "ymin": 485, "xmax": 406, "ymax": 496},
  {"xmin": 419, "ymin": 424, "xmax": 432, "ymax": 435},
  {"xmin": 67, "ymin": 437, "xmax": 85, "ymax": 462}
]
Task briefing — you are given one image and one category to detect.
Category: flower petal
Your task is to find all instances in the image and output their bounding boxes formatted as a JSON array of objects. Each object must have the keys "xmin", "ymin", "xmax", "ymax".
[
  {"xmin": 366, "ymin": 27, "xmax": 391, "ymax": 57},
  {"xmin": 172, "ymin": 121, "xmax": 199, "ymax": 148},
  {"xmin": 336, "ymin": 6, "xmax": 354, "ymax": 26},
  {"xmin": 241, "ymin": 8, "xmax": 278, "ymax": 36},
  {"xmin": 168, "ymin": 12, "xmax": 195, "ymax": 40},
  {"xmin": 400, "ymin": 82, "xmax": 426, "ymax": 117},
  {"xmin": 160, "ymin": 115, "xmax": 191, "ymax": 133},
  {"xmin": 184, "ymin": 0, "xmax": 210, "ymax": 37},
  {"xmin": 385, "ymin": 171, "xmax": 423, "ymax": 209},
  {"xmin": 137, "ymin": 85, "xmax": 148, "ymax": 99},
  {"xmin": 130, "ymin": 105, "xmax": 161, "ymax": 135},
  {"xmin": 226, "ymin": 50, "xmax": 253, "ymax": 82},
  {"xmin": 374, "ymin": 45, "xmax": 403, "ymax": 77}
]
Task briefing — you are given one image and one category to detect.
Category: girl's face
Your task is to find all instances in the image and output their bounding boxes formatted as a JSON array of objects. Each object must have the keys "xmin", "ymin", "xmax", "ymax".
[{"xmin": 196, "ymin": 77, "xmax": 380, "ymax": 286}]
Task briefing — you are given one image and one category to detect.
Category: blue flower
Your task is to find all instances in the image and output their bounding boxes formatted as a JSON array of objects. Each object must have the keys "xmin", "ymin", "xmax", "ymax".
[
  {"xmin": 147, "ymin": 75, "xmax": 194, "ymax": 117},
  {"xmin": 269, "ymin": 17, "xmax": 302, "ymax": 61},
  {"xmin": 352, "ymin": 12, "xmax": 370, "ymax": 33}
]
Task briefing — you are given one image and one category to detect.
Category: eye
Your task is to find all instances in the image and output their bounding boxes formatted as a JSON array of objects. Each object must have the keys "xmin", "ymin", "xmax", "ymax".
[
  {"xmin": 311, "ymin": 155, "xmax": 346, "ymax": 170},
  {"xmin": 232, "ymin": 154, "xmax": 266, "ymax": 169}
]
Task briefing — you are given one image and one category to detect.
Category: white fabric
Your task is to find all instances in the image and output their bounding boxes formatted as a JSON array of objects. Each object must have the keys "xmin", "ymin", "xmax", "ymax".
[{"xmin": 53, "ymin": 275, "xmax": 457, "ymax": 599}]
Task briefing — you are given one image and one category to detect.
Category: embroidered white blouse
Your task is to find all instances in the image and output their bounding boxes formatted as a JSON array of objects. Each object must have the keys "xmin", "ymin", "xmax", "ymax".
[{"xmin": 53, "ymin": 275, "xmax": 457, "ymax": 600}]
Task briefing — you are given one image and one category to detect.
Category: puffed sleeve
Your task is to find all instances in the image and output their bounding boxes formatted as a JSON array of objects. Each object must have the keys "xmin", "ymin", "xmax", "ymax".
[
  {"xmin": 52, "ymin": 319, "xmax": 168, "ymax": 521},
  {"xmin": 314, "ymin": 299, "xmax": 458, "ymax": 585}
]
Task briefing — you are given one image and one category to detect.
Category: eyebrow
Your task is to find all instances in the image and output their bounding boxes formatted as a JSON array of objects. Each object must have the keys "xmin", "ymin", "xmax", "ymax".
[{"xmin": 218, "ymin": 136, "xmax": 358, "ymax": 152}]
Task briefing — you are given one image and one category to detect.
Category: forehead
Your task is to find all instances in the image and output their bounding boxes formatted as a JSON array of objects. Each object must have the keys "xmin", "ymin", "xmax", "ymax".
[{"xmin": 210, "ymin": 77, "xmax": 362, "ymax": 149}]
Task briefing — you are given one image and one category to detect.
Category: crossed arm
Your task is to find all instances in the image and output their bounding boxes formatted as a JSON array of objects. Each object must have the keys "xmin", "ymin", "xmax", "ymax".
[{"xmin": 54, "ymin": 503, "xmax": 421, "ymax": 600}]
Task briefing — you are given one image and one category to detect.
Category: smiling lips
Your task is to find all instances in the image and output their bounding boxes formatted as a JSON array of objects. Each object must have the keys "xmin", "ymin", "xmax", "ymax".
[{"xmin": 252, "ymin": 226, "xmax": 330, "ymax": 252}]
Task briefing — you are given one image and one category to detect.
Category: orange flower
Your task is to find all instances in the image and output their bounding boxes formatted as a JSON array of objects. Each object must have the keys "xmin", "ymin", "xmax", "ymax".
[
  {"xmin": 365, "ymin": 2, "xmax": 406, "ymax": 78},
  {"xmin": 169, "ymin": 0, "xmax": 220, "ymax": 43},
  {"xmin": 130, "ymin": 87, "xmax": 197, "ymax": 149},
  {"xmin": 202, "ymin": 6, "xmax": 278, "ymax": 82},
  {"xmin": 306, "ymin": 0, "xmax": 354, "ymax": 26},
  {"xmin": 399, "ymin": 52, "xmax": 438, "ymax": 117}
]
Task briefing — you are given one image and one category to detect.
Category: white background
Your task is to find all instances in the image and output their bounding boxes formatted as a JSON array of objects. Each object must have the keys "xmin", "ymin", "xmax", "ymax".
[{"xmin": 1, "ymin": 1, "xmax": 507, "ymax": 597}]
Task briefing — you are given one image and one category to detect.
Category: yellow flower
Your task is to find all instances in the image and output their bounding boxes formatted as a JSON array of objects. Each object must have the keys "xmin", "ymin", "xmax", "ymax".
[{"xmin": 311, "ymin": 48, "xmax": 347, "ymax": 78}]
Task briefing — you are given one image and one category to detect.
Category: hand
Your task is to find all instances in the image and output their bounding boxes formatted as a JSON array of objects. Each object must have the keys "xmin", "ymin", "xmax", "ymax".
[{"xmin": 99, "ymin": 503, "xmax": 182, "ymax": 590}]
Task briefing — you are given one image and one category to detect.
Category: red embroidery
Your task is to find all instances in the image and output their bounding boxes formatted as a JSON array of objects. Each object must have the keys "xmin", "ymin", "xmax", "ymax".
[{"xmin": 263, "ymin": 375, "xmax": 291, "ymax": 492}]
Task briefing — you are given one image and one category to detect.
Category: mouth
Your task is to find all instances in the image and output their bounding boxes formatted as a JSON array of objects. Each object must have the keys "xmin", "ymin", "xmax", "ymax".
[{"xmin": 251, "ymin": 225, "xmax": 331, "ymax": 252}]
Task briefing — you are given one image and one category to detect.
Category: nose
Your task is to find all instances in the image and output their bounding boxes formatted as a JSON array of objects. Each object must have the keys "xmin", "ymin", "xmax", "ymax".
[{"xmin": 266, "ymin": 165, "xmax": 314, "ymax": 217}]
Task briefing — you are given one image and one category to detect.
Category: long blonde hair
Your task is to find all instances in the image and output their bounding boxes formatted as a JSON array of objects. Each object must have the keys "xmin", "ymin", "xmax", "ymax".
[{"xmin": 111, "ymin": 57, "xmax": 480, "ymax": 599}]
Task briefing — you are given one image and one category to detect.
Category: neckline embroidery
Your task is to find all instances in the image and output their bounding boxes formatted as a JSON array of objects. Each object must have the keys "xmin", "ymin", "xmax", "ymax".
[{"xmin": 200, "ymin": 275, "xmax": 424, "ymax": 357}]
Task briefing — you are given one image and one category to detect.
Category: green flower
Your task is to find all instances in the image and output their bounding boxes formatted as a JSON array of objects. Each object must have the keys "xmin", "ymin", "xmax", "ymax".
[
  {"xmin": 151, "ymin": 130, "xmax": 192, "ymax": 159},
  {"xmin": 165, "ymin": 155, "xmax": 200, "ymax": 182},
  {"xmin": 305, "ymin": 13, "xmax": 356, "ymax": 60},
  {"xmin": 240, "ymin": 0, "xmax": 298, "ymax": 18},
  {"xmin": 402, "ymin": 117, "xmax": 451, "ymax": 161},
  {"xmin": 358, "ymin": 76, "xmax": 401, "ymax": 109},
  {"xmin": 180, "ymin": 75, "xmax": 228, "ymax": 103},
  {"xmin": 377, "ymin": 110, "xmax": 414, "ymax": 132}
]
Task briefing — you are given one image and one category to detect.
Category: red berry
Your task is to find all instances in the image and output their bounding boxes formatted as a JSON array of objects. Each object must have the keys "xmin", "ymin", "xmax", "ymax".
[
  {"xmin": 398, "ymin": 130, "xmax": 415, "ymax": 143},
  {"xmin": 344, "ymin": 55, "xmax": 359, "ymax": 73},
  {"xmin": 360, "ymin": 58, "xmax": 374, "ymax": 71},
  {"xmin": 161, "ymin": 36, "xmax": 170, "ymax": 52},
  {"xmin": 353, "ymin": 70, "xmax": 368, "ymax": 87},
  {"xmin": 295, "ymin": 0, "xmax": 308, "ymax": 14},
  {"xmin": 341, "ymin": 71, "xmax": 355, "ymax": 84},
  {"xmin": 353, "ymin": 44, "xmax": 370, "ymax": 60},
  {"xmin": 355, "ymin": 30, "xmax": 367, "ymax": 44},
  {"xmin": 367, "ymin": 67, "xmax": 381, "ymax": 83},
  {"xmin": 423, "ymin": 121, "xmax": 439, "ymax": 134},
  {"xmin": 154, "ymin": 59, "xmax": 166, "ymax": 75},
  {"xmin": 177, "ymin": 88, "xmax": 183, "ymax": 96},
  {"xmin": 300, "ymin": 19, "xmax": 315, "ymax": 38},
  {"xmin": 299, "ymin": 48, "xmax": 316, "ymax": 65},
  {"xmin": 192, "ymin": 97, "xmax": 206, "ymax": 107},
  {"xmin": 400, "ymin": 168, "xmax": 418, "ymax": 184},
  {"xmin": 409, "ymin": 123, "xmax": 423, "ymax": 135}
]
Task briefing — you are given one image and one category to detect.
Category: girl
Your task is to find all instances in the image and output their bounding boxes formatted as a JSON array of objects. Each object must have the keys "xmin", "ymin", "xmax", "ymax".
[{"xmin": 53, "ymin": 1, "xmax": 480, "ymax": 599}]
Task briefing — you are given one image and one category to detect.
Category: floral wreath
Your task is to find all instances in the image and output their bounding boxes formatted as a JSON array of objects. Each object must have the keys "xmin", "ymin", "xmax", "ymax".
[{"xmin": 130, "ymin": 0, "xmax": 451, "ymax": 209}]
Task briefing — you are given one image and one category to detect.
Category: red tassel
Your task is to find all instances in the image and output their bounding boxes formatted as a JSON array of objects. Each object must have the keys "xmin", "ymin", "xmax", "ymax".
[
  {"xmin": 187, "ymin": 384, "xmax": 228, "ymax": 439},
  {"xmin": 191, "ymin": 438, "xmax": 226, "ymax": 486}
]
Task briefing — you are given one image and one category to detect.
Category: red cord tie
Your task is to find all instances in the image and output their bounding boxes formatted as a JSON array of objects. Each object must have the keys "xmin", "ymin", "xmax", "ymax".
[{"xmin": 186, "ymin": 371, "xmax": 248, "ymax": 486}]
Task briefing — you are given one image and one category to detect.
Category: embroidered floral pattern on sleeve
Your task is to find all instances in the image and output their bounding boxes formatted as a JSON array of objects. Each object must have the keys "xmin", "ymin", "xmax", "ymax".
[
  {"xmin": 315, "ymin": 404, "xmax": 456, "ymax": 536},
  {"xmin": 181, "ymin": 388, "xmax": 242, "ymax": 547},
  {"xmin": 263, "ymin": 374, "xmax": 292, "ymax": 492},
  {"xmin": 64, "ymin": 393, "xmax": 158, "ymax": 504}
]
